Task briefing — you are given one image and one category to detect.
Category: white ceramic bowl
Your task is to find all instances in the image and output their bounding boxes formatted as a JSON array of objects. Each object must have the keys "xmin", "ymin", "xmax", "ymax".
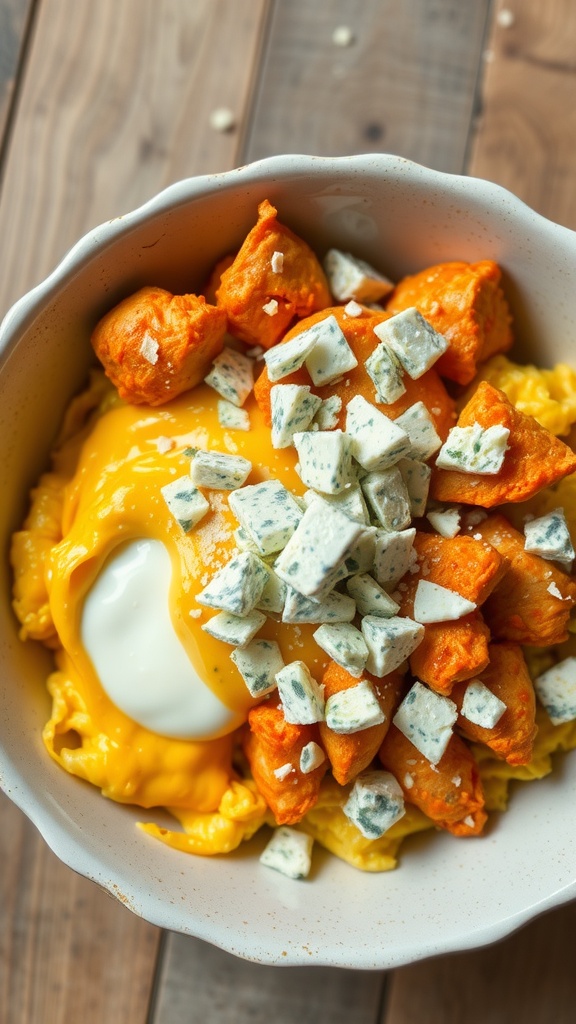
[{"xmin": 1, "ymin": 154, "xmax": 576, "ymax": 970}]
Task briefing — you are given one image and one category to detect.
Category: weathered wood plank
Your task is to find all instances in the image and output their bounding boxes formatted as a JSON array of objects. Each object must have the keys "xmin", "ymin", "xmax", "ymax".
[
  {"xmin": 0, "ymin": 1, "xmax": 268, "ymax": 1021},
  {"xmin": 468, "ymin": 0, "xmax": 576, "ymax": 228},
  {"xmin": 151, "ymin": 934, "xmax": 385, "ymax": 1024},
  {"xmin": 383, "ymin": 901, "xmax": 576, "ymax": 1024},
  {"xmin": 242, "ymin": 0, "xmax": 491, "ymax": 173},
  {"xmin": 0, "ymin": 0, "xmax": 33, "ymax": 147}
]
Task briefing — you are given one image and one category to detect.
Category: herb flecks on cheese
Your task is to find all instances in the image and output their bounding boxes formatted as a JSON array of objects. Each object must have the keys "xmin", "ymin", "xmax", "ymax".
[
  {"xmin": 260, "ymin": 826, "xmax": 314, "ymax": 879},
  {"xmin": 361, "ymin": 466, "xmax": 412, "ymax": 530},
  {"xmin": 365, "ymin": 341, "xmax": 406, "ymax": 405},
  {"xmin": 196, "ymin": 551, "xmax": 269, "ymax": 616},
  {"xmin": 270, "ymin": 383, "xmax": 322, "ymax": 449},
  {"xmin": 523, "ymin": 508, "xmax": 575, "ymax": 566},
  {"xmin": 393, "ymin": 681, "xmax": 458, "ymax": 764},
  {"xmin": 312, "ymin": 394, "xmax": 342, "ymax": 431},
  {"xmin": 313, "ymin": 622, "xmax": 369, "ymax": 677},
  {"xmin": 343, "ymin": 770, "xmax": 405, "ymax": 838},
  {"xmin": 201, "ymin": 608, "xmax": 266, "ymax": 647},
  {"xmin": 395, "ymin": 401, "xmax": 442, "ymax": 461},
  {"xmin": 436, "ymin": 422, "xmax": 510, "ymax": 474},
  {"xmin": 230, "ymin": 639, "xmax": 285, "ymax": 696},
  {"xmin": 293, "ymin": 429, "xmax": 355, "ymax": 495},
  {"xmin": 282, "ymin": 586, "xmax": 356, "ymax": 624},
  {"xmin": 346, "ymin": 573, "xmax": 400, "ymax": 618},
  {"xmin": 398, "ymin": 458, "xmax": 432, "ymax": 518},
  {"xmin": 299, "ymin": 741, "xmax": 326, "ymax": 774},
  {"xmin": 229, "ymin": 479, "xmax": 303, "ymax": 555},
  {"xmin": 345, "ymin": 394, "xmax": 411, "ymax": 472},
  {"xmin": 204, "ymin": 347, "xmax": 254, "ymax": 407},
  {"xmin": 361, "ymin": 615, "xmax": 424, "ymax": 677},
  {"xmin": 373, "ymin": 307, "xmax": 449, "ymax": 380},
  {"xmin": 373, "ymin": 528, "xmax": 417, "ymax": 587},
  {"xmin": 275, "ymin": 502, "xmax": 361, "ymax": 598},
  {"xmin": 263, "ymin": 329, "xmax": 318, "ymax": 382}
]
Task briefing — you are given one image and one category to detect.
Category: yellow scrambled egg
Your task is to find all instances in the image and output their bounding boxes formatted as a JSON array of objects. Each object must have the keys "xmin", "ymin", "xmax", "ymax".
[{"xmin": 10, "ymin": 360, "xmax": 576, "ymax": 871}]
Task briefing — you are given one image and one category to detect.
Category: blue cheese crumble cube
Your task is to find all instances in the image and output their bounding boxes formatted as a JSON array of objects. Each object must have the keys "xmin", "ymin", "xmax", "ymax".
[
  {"xmin": 299, "ymin": 741, "xmax": 326, "ymax": 774},
  {"xmin": 217, "ymin": 400, "xmax": 250, "ymax": 432},
  {"xmin": 393, "ymin": 681, "xmax": 457, "ymax": 764},
  {"xmin": 282, "ymin": 586, "xmax": 356, "ymax": 624},
  {"xmin": 196, "ymin": 551, "xmax": 269, "ymax": 616},
  {"xmin": 255, "ymin": 568, "xmax": 287, "ymax": 614},
  {"xmin": 436, "ymin": 422, "xmax": 510, "ymax": 474},
  {"xmin": 274, "ymin": 503, "xmax": 362, "ymax": 598},
  {"xmin": 325, "ymin": 679, "xmax": 384, "ymax": 733},
  {"xmin": 361, "ymin": 466, "xmax": 412, "ymax": 530},
  {"xmin": 397, "ymin": 458, "xmax": 431, "ymax": 517},
  {"xmin": 365, "ymin": 341, "xmax": 406, "ymax": 405},
  {"xmin": 426, "ymin": 505, "xmax": 461, "ymax": 538},
  {"xmin": 343, "ymin": 770, "xmax": 405, "ymax": 838},
  {"xmin": 460, "ymin": 679, "xmax": 506, "ymax": 729},
  {"xmin": 204, "ymin": 347, "xmax": 254, "ymax": 406},
  {"xmin": 259, "ymin": 826, "xmax": 314, "ymax": 880},
  {"xmin": 395, "ymin": 401, "xmax": 442, "ymax": 461},
  {"xmin": 304, "ymin": 314, "xmax": 358, "ymax": 386},
  {"xmin": 230, "ymin": 639, "xmax": 285, "ymax": 696},
  {"xmin": 263, "ymin": 330, "xmax": 318, "ymax": 382},
  {"xmin": 270, "ymin": 383, "xmax": 322, "ymax": 449},
  {"xmin": 413, "ymin": 580, "xmax": 476, "ymax": 623},
  {"xmin": 344, "ymin": 526, "xmax": 377, "ymax": 574},
  {"xmin": 345, "ymin": 394, "xmax": 411, "ymax": 472},
  {"xmin": 276, "ymin": 661, "xmax": 325, "ymax": 724},
  {"xmin": 312, "ymin": 622, "xmax": 369, "ymax": 677},
  {"xmin": 312, "ymin": 394, "xmax": 342, "ymax": 431},
  {"xmin": 373, "ymin": 308, "xmax": 448, "ymax": 379},
  {"xmin": 201, "ymin": 608, "xmax": 266, "ymax": 647},
  {"xmin": 533, "ymin": 657, "xmax": 576, "ymax": 725},
  {"xmin": 304, "ymin": 484, "xmax": 369, "ymax": 525},
  {"xmin": 324, "ymin": 249, "xmax": 394, "ymax": 303},
  {"xmin": 228, "ymin": 479, "xmax": 303, "ymax": 555},
  {"xmin": 346, "ymin": 573, "xmax": 400, "ymax": 618},
  {"xmin": 361, "ymin": 615, "xmax": 424, "ymax": 676},
  {"xmin": 161, "ymin": 477, "xmax": 210, "ymax": 532},
  {"xmin": 523, "ymin": 508, "xmax": 575, "ymax": 566},
  {"xmin": 293, "ymin": 429, "xmax": 355, "ymax": 494},
  {"xmin": 190, "ymin": 449, "xmax": 252, "ymax": 490},
  {"xmin": 373, "ymin": 528, "xmax": 416, "ymax": 587}
]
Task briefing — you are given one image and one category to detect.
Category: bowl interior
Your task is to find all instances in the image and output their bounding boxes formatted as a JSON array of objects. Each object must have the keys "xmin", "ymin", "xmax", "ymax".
[{"xmin": 1, "ymin": 154, "xmax": 576, "ymax": 968}]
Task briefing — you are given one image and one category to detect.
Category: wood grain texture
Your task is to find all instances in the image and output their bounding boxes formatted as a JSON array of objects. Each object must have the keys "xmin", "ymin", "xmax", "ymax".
[
  {"xmin": 150, "ymin": 934, "xmax": 385, "ymax": 1024},
  {"xmin": 468, "ymin": 0, "xmax": 576, "ymax": 228},
  {"xmin": 0, "ymin": 0, "xmax": 268, "ymax": 320},
  {"xmin": 0, "ymin": 0, "xmax": 32, "ymax": 147},
  {"xmin": 383, "ymin": 901, "xmax": 576, "ymax": 1024},
  {"xmin": 243, "ymin": 0, "xmax": 491, "ymax": 172}
]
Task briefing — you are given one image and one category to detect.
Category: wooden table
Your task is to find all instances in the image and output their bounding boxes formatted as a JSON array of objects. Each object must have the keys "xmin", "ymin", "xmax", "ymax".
[{"xmin": 1, "ymin": 2, "xmax": 575, "ymax": 1020}]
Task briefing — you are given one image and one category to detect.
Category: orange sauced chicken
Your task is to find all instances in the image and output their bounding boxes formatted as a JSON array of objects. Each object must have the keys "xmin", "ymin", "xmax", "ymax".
[{"xmin": 10, "ymin": 200, "xmax": 576, "ymax": 879}]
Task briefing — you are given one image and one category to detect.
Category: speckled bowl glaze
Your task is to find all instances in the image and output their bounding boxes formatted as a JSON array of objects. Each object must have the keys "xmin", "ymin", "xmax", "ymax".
[{"xmin": 1, "ymin": 154, "xmax": 576, "ymax": 970}]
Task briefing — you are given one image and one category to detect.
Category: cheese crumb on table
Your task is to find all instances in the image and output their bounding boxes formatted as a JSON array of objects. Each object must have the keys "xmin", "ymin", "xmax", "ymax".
[
  {"xmin": 260, "ymin": 827, "xmax": 314, "ymax": 880},
  {"xmin": 393, "ymin": 681, "xmax": 458, "ymax": 764},
  {"xmin": 343, "ymin": 770, "xmax": 405, "ymax": 838}
]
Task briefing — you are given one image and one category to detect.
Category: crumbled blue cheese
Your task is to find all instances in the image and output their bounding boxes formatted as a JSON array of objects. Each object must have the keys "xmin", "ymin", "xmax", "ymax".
[
  {"xmin": 234, "ymin": 526, "xmax": 260, "ymax": 553},
  {"xmin": 201, "ymin": 608, "xmax": 266, "ymax": 647},
  {"xmin": 395, "ymin": 401, "xmax": 442, "ymax": 461},
  {"xmin": 345, "ymin": 394, "xmax": 411, "ymax": 472},
  {"xmin": 344, "ymin": 526, "xmax": 378, "ymax": 574},
  {"xmin": 204, "ymin": 347, "xmax": 254, "ymax": 406},
  {"xmin": 282, "ymin": 586, "xmax": 356, "ymax": 623},
  {"xmin": 262, "ymin": 298, "xmax": 279, "ymax": 316},
  {"xmin": 324, "ymin": 679, "xmax": 384, "ymax": 732},
  {"xmin": 312, "ymin": 622, "xmax": 369, "ymax": 677},
  {"xmin": 533, "ymin": 657, "xmax": 576, "ymax": 724},
  {"xmin": 217, "ymin": 400, "xmax": 250, "ymax": 432},
  {"xmin": 312, "ymin": 394, "xmax": 343, "ymax": 431},
  {"xmin": 393, "ymin": 681, "xmax": 458, "ymax": 764},
  {"xmin": 397, "ymin": 459, "xmax": 431, "ymax": 517},
  {"xmin": 373, "ymin": 308, "xmax": 448, "ymax": 379},
  {"xmin": 361, "ymin": 466, "xmax": 412, "ymax": 530},
  {"xmin": 426, "ymin": 505, "xmax": 461, "ymax": 538},
  {"xmin": 413, "ymin": 580, "xmax": 476, "ymax": 623},
  {"xmin": 196, "ymin": 551, "xmax": 269, "ymax": 616},
  {"xmin": 270, "ymin": 384, "xmax": 322, "ymax": 449},
  {"xmin": 361, "ymin": 615, "xmax": 424, "ymax": 676},
  {"xmin": 304, "ymin": 314, "xmax": 358, "ymax": 386},
  {"xmin": 323, "ymin": 249, "xmax": 394, "ymax": 303},
  {"xmin": 255, "ymin": 568, "xmax": 287, "ymax": 614},
  {"xmin": 436, "ymin": 422, "xmax": 510, "ymax": 474},
  {"xmin": 273, "ymin": 762, "xmax": 294, "ymax": 781},
  {"xmin": 304, "ymin": 484, "xmax": 369, "ymax": 525},
  {"xmin": 346, "ymin": 573, "xmax": 400, "ymax": 618},
  {"xmin": 365, "ymin": 341, "xmax": 406, "ymax": 405},
  {"xmin": 293, "ymin": 429, "xmax": 355, "ymax": 494},
  {"xmin": 230, "ymin": 639, "xmax": 285, "ymax": 696},
  {"xmin": 160, "ymin": 477, "xmax": 210, "ymax": 532},
  {"xmin": 276, "ymin": 661, "xmax": 325, "ymax": 724},
  {"xmin": 342, "ymin": 770, "xmax": 405, "ymax": 838},
  {"xmin": 259, "ymin": 826, "xmax": 314, "ymax": 880},
  {"xmin": 190, "ymin": 449, "xmax": 252, "ymax": 490},
  {"xmin": 228, "ymin": 479, "xmax": 303, "ymax": 555},
  {"xmin": 523, "ymin": 508, "xmax": 575, "ymax": 566},
  {"xmin": 155, "ymin": 435, "xmax": 174, "ymax": 453},
  {"xmin": 274, "ymin": 503, "xmax": 362, "ymax": 598},
  {"xmin": 344, "ymin": 300, "xmax": 363, "ymax": 317},
  {"xmin": 271, "ymin": 250, "xmax": 284, "ymax": 273},
  {"xmin": 263, "ymin": 330, "xmax": 318, "ymax": 382},
  {"xmin": 139, "ymin": 332, "xmax": 159, "ymax": 364},
  {"xmin": 299, "ymin": 741, "xmax": 326, "ymax": 774},
  {"xmin": 372, "ymin": 527, "xmax": 416, "ymax": 586},
  {"xmin": 460, "ymin": 679, "xmax": 506, "ymax": 729}
]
